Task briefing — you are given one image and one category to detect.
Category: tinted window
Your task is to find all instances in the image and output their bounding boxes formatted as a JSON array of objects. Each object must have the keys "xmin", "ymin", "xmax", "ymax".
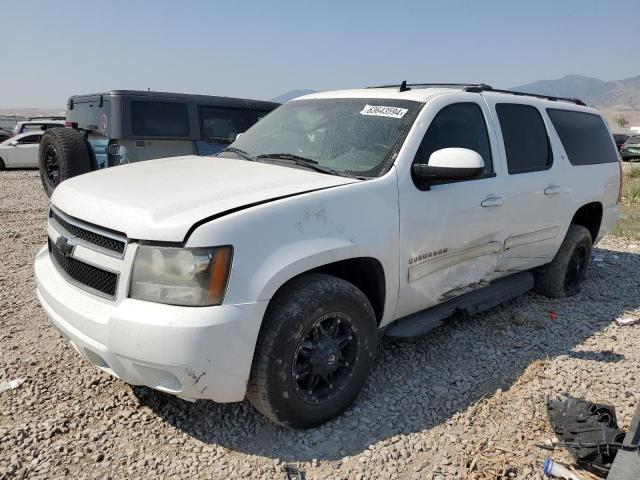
[
  {"xmin": 546, "ymin": 109, "xmax": 619, "ymax": 165},
  {"xmin": 496, "ymin": 104, "xmax": 551, "ymax": 174},
  {"xmin": 200, "ymin": 107, "xmax": 267, "ymax": 145},
  {"xmin": 131, "ymin": 101, "xmax": 189, "ymax": 137},
  {"xmin": 20, "ymin": 124, "xmax": 46, "ymax": 133},
  {"xmin": 626, "ymin": 136, "xmax": 640, "ymax": 145},
  {"xmin": 18, "ymin": 134, "xmax": 41, "ymax": 144},
  {"xmin": 414, "ymin": 102, "xmax": 493, "ymax": 174}
]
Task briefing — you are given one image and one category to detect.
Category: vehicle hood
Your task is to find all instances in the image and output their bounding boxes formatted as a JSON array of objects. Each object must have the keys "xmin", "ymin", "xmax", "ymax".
[{"xmin": 51, "ymin": 155, "xmax": 359, "ymax": 242}]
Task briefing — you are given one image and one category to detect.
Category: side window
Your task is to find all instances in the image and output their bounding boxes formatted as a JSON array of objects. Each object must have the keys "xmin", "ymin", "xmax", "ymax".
[
  {"xmin": 21, "ymin": 124, "xmax": 45, "ymax": 134},
  {"xmin": 17, "ymin": 134, "xmax": 41, "ymax": 145},
  {"xmin": 496, "ymin": 103, "xmax": 551, "ymax": 174},
  {"xmin": 131, "ymin": 101, "xmax": 190, "ymax": 137},
  {"xmin": 546, "ymin": 109, "xmax": 619, "ymax": 165},
  {"xmin": 414, "ymin": 102, "xmax": 493, "ymax": 174},
  {"xmin": 200, "ymin": 107, "xmax": 262, "ymax": 144}
]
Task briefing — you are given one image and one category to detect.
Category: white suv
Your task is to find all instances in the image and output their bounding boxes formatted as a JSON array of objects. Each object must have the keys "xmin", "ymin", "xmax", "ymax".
[{"xmin": 35, "ymin": 83, "xmax": 621, "ymax": 428}]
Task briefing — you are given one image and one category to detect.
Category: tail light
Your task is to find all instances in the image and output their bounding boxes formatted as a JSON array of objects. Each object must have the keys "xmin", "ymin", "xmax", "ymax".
[{"xmin": 617, "ymin": 160, "xmax": 623, "ymax": 204}]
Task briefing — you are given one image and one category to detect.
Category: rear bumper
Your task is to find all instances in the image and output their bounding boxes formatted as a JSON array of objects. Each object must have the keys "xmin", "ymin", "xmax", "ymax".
[{"xmin": 35, "ymin": 245, "xmax": 268, "ymax": 402}]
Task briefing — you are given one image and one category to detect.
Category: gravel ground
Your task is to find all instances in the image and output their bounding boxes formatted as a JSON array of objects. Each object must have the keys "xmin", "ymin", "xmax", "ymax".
[{"xmin": 1, "ymin": 169, "xmax": 639, "ymax": 480}]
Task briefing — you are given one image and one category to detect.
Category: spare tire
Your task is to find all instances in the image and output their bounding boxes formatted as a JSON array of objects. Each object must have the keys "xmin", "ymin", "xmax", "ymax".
[{"xmin": 39, "ymin": 128, "xmax": 92, "ymax": 197}]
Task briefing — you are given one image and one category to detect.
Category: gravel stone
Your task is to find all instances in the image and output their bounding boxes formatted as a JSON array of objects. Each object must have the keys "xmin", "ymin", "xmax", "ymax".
[{"xmin": 1, "ymin": 170, "xmax": 639, "ymax": 479}]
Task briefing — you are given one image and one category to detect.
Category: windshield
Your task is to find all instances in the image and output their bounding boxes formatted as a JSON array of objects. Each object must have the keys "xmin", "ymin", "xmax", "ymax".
[{"xmin": 219, "ymin": 98, "xmax": 421, "ymax": 177}]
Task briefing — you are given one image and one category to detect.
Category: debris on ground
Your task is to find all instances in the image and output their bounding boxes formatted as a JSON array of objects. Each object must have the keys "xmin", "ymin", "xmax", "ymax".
[
  {"xmin": 0, "ymin": 378, "xmax": 24, "ymax": 394},
  {"xmin": 541, "ymin": 397, "xmax": 638, "ymax": 477},
  {"xmin": 615, "ymin": 315, "xmax": 640, "ymax": 326},
  {"xmin": 543, "ymin": 457, "xmax": 584, "ymax": 480},
  {"xmin": 607, "ymin": 402, "xmax": 640, "ymax": 480}
]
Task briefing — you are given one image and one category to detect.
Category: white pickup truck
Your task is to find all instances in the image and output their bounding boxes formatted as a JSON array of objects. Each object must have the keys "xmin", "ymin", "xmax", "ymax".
[{"xmin": 35, "ymin": 83, "xmax": 621, "ymax": 428}]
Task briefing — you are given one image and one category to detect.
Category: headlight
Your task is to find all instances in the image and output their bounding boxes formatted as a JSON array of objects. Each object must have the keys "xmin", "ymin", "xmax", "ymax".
[{"xmin": 129, "ymin": 245, "xmax": 232, "ymax": 306}]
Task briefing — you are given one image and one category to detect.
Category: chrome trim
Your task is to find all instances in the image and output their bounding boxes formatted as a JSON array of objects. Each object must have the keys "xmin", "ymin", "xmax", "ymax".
[{"xmin": 49, "ymin": 206, "xmax": 127, "ymax": 259}]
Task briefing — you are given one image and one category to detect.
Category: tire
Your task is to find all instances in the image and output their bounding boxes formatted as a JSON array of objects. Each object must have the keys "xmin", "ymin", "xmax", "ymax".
[
  {"xmin": 246, "ymin": 273, "xmax": 378, "ymax": 429},
  {"xmin": 534, "ymin": 224, "xmax": 593, "ymax": 298},
  {"xmin": 0, "ymin": 157, "xmax": 5, "ymax": 170},
  {"xmin": 39, "ymin": 128, "xmax": 92, "ymax": 197}
]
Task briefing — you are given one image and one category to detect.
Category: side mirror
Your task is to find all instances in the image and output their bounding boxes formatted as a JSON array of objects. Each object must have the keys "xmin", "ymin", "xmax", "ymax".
[
  {"xmin": 9, "ymin": 140, "xmax": 18, "ymax": 146},
  {"xmin": 412, "ymin": 147, "xmax": 485, "ymax": 183}
]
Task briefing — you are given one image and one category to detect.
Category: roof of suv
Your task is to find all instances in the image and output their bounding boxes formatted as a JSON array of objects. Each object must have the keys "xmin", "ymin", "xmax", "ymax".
[{"xmin": 296, "ymin": 83, "xmax": 592, "ymax": 111}]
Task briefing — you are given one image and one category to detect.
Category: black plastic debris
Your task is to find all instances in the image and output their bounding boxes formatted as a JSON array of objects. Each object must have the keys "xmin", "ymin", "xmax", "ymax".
[
  {"xmin": 544, "ymin": 396, "xmax": 626, "ymax": 476},
  {"xmin": 283, "ymin": 463, "xmax": 305, "ymax": 480},
  {"xmin": 608, "ymin": 403, "xmax": 640, "ymax": 480}
]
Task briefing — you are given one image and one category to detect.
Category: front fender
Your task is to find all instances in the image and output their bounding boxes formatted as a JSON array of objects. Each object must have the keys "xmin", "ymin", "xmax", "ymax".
[
  {"xmin": 254, "ymin": 238, "xmax": 374, "ymax": 301},
  {"xmin": 185, "ymin": 172, "xmax": 401, "ymax": 324}
]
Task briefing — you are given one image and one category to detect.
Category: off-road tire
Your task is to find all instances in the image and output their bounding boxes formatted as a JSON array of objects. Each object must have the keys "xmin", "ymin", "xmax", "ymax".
[
  {"xmin": 39, "ymin": 128, "xmax": 92, "ymax": 197},
  {"xmin": 246, "ymin": 273, "xmax": 378, "ymax": 429},
  {"xmin": 534, "ymin": 224, "xmax": 593, "ymax": 298}
]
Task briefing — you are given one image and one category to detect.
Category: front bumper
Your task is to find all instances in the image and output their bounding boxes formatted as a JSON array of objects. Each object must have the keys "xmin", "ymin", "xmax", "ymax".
[{"xmin": 35, "ymin": 245, "xmax": 268, "ymax": 402}]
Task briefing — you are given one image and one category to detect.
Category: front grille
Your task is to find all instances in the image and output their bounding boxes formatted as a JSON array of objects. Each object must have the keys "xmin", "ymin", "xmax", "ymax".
[
  {"xmin": 48, "ymin": 238, "xmax": 118, "ymax": 298},
  {"xmin": 50, "ymin": 210, "xmax": 126, "ymax": 255}
]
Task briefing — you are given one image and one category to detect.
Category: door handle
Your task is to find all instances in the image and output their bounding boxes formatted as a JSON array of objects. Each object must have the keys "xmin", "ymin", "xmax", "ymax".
[
  {"xmin": 544, "ymin": 184, "xmax": 562, "ymax": 195},
  {"xmin": 481, "ymin": 195, "xmax": 505, "ymax": 207}
]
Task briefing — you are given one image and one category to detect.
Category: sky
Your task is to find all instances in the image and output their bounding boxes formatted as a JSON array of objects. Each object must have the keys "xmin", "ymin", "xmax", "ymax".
[{"xmin": 2, "ymin": 0, "xmax": 639, "ymax": 108}]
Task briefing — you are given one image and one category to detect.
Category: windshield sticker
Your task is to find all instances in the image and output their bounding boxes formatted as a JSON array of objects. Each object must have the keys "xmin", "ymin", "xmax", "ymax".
[{"xmin": 359, "ymin": 104, "xmax": 408, "ymax": 119}]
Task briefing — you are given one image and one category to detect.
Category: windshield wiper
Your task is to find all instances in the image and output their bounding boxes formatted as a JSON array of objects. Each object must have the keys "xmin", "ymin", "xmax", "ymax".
[
  {"xmin": 218, "ymin": 146, "xmax": 256, "ymax": 161},
  {"xmin": 257, "ymin": 153, "xmax": 319, "ymax": 164},
  {"xmin": 256, "ymin": 153, "xmax": 341, "ymax": 176}
]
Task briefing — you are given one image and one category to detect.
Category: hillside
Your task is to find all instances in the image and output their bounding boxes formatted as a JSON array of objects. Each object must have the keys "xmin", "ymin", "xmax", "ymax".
[{"xmin": 511, "ymin": 74, "xmax": 640, "ymax": 110}]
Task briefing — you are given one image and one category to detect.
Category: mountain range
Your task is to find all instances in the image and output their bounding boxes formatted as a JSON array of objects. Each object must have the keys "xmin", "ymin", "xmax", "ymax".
[
  {"xmin": 272, "ymin": 74, "xmax": 640, "ymax": 125},
  {"xmin": 511, "ymin": 74, "xmax": 640, "ymax": 110},
  {"xmin": 273, "ymin": 74, "xmax": 640, "ymax": 109}
]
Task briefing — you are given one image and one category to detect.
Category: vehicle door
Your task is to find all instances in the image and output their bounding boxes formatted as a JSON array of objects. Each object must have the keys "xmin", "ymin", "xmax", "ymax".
[
  {"xmin": 396, "ymin": 94, "xmax": 508, "ymax": 319},
  {"xmin": 13, "ymin": 133, "xmax": 42, "ymax": 167},
  {"xmin": 481, "ymin": 94, "xmax": 572, "ymax": 271}
]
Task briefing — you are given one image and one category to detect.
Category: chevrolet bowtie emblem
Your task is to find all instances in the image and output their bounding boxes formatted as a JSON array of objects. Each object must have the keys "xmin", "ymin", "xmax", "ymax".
[{"xmin": 56, "ymin": 236, "xmax": 76, "ymax": 258}]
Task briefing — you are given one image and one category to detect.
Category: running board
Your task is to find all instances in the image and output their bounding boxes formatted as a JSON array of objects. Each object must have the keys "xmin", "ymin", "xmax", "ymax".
[{"xmin": 385, "ymin": 272, "xmax": 534, "ymax": 338}]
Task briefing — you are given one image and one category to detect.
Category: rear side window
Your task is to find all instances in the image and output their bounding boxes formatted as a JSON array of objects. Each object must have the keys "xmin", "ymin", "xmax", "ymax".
[
  {"xmin": 496, "ymin": 104, "xmax": 551, "ymax": 174},
  {"xmin": 414, "ymin": 102, "xmax": 493, "ymax": 174},
  {"xmin": 547, "ymin": 109, "xmax": 618, "ymax": 165},
  {"xmin": 200, "ymin": 107, "xmax": 267, "ymax": 144},
  {"xmin": 17, "ymin": 134, "xmax": 41, "ymax": 144},
  {"xmin": 20, "ymin": 124, "xmax": 46, "ymax": 133},
  {"xmin": 131, "ymin": 101, "xmax": 189, "ymax": 137}
]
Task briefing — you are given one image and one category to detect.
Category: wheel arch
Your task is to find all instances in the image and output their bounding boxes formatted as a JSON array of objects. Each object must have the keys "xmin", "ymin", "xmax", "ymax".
[
  {"xmin": 570, "ymin": 201, "xmax": 603, "ymax": 242},
  {"xmin": 259, "ymin": 251, "xmax": 389, "ymax": 325}
]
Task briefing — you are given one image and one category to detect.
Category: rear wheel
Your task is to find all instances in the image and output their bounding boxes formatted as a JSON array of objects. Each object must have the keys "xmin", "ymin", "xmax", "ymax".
[
  {"xmin": 534, "ymin": 224, "xmax": 593, "ymax": 298},
  {"xmin": 39, "ymin": 128, "xmax": 92, "ymax": 197},
  {"xmin": 246, "ymin": 273, "xmax": 378, "ymax": 429}
]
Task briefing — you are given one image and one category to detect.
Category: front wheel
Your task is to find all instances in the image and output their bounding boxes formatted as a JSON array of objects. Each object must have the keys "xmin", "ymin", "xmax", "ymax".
[{"xmin": 246, "ymin": 273, "xmax": 378, "ymax": 429}]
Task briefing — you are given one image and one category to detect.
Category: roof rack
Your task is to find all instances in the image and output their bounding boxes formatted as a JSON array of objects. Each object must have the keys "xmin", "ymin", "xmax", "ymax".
[
  {"xmin": 368, "ymin": 82, "xmax": 493, "ymax": 92},
  {"xmin": 367, "ymin": 81, "xmax": 587, "ymax": 106},
  {"xmin": 27, "ymin": 116, "xmax": 66, "ymax": 121}
]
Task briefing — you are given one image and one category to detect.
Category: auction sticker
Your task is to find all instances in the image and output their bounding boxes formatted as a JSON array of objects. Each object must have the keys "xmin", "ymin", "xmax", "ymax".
[{"xmin": 359, "ymin": 104, "xmax": 408, "ymax": 119}]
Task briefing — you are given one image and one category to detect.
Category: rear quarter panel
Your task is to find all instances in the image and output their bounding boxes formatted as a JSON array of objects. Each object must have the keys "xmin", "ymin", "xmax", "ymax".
[{"xmin": 542, "ymin": 106, "xmax": 620, "ymax": 243}]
